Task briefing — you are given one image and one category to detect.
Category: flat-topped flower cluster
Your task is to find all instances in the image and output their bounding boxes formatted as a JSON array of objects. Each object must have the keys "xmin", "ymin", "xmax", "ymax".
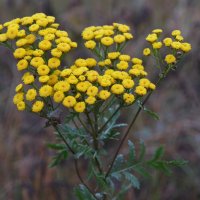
[{"xmin": 0, "ymin": 13, "xmax": 191, "ymax": 114}]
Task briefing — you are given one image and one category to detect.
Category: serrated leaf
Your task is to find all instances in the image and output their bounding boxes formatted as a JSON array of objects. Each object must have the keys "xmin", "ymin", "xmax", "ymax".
[
  {"xmin": 128, "ymin": 140, "xmax": 135, "ymax": 163},
  {"xmin": 75, "ymin": 144, "xmax": 93, "ymax": 159},
  {"xmin": 133, "ymin": 165, "xmax": 151, "ymax": 178},
  {"xmin": 48, "ymin": 149, "xmax": 68, "ymax": 167},
  {"xmin": 152, "ymin": 146, "xmax": 164, "ymax": 161},
  {"xmin": 138, "ymin": 142, "xmax": 146, "ymax": 161},
  {"xmin": 47, "ymin": 143, "xmax": 65, "ymax": 150},
  {"xmin": 165, "ymin": 159, "xmax": 188, "ymax": 167},
  {"xmin": 124, "ymin": 172, "xmax": 140, "ymax": 189},
  {"xmin": 74, "ymin": 184, "xmax": 96, "ymax": 200},
  {"xmin": 112, "ymin": 154, "xmax": 125, "ymax": 172},
  {"xmin": 148, "ymin": 160, "xmax": 171, "ymax": 175},
  {"xmin": 111, "ymin": 172, "xmax": 122, "ymax": 181}
]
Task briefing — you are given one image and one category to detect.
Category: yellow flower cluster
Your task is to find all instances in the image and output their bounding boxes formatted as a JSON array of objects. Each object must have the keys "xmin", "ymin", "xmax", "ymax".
[
  {"xmin": 1, "ymin": 13, "xmax": 77, "ymax": 112},
  {"xmin": 82, "ymin": 23, "xmax": 133, "ymax": 49},
  {"xmin": 1, "ymin": 14, "xmax": 158, "ymax": 114},
  {"xmin": 54, "ymin": 55, "xmax": 155, "ymax": 112},
  {"xmin": 144, "ymin": 29, "xmax": 192, "ymax": 64}
]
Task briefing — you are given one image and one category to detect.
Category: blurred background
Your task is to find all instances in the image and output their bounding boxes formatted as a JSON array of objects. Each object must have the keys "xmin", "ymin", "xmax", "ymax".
[{"xmin": 0, "ymin": 0, "xmax": 200, "ymax": 199}]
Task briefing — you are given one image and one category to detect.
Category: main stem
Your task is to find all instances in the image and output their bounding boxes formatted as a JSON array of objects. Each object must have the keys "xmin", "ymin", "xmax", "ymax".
[
  {"xmin": 105, "ymin": 76, "xmax": 163, "ymax": 178},
  {"xmin": 85, "ymin": 109, "xmax": 103, "ymax": 175},
  {"xmin": 52, "ymin": 124, "xmax": 98, "ymax": 200}
]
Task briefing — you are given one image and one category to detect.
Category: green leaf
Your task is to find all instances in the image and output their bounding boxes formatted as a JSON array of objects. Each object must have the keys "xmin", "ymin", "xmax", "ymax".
[
  {"xmin": 143, "ymin": 107, "xmax": 159, "ymax": 120},
  {"xmin": 133, "ymin": 165, "xmax": 151, "ymax": 178},
  {"xmin": 124, "ymin": 172, "xmax": 140, "ymax": 189},
  {"xmin": 148, "ymin": 160, "xmax": 171, "ymax": 174},
  {"xmin": 151, "ymin": 146, "xmax": 164, "ymax": 161},
  {"xmin": 111, "ymin": 172, "xmax": 122, "ymax": 181},
  {"xmin": 114, "ymin": 183, "xmax": 132, "ymax": 200},
  {"xmin": 74, "ymin": 184, "xmax": 96, "ymax": 200},
  {"xmin": 165, "ymin": 159, "xmax": 188, "ymax": 167},
  {"xmin": 48, "ymin": 149, "xmax": 68, "ymax": 167},
  {"xmin": 138, "ymin": 142, "xmax": 146, "ymax": 161},
  {"xmin": 112, "ymin": 154, "xmax": 125, "ymax": 172},
  {"xmin": 64, "ymin": 112, "xmax": 78, "ymax": 123},
  {"xmin": 47, "ymin": 143, "xmax": 65, "ymax": 150},
  {"xmin": 137, "ymin": 100, "xmax": 159, "ymax": 120},
  {"xmin": 128, "ymin": 140, "xmax": 135, "ymax": 163},
  {"xmin": 75, "ymin": 144, "xmax": 94, "ymax": 159}
]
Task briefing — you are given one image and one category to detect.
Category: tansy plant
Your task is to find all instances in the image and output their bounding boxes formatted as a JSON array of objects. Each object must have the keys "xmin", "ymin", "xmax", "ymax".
[{"xmin": 1, "ymin": 13, "xmax": 191, "ymax": 200}]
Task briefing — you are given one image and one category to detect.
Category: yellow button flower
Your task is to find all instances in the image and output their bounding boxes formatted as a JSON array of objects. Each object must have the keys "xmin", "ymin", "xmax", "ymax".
[
  {"xmin": 13, "ymin": 92, "xmax": 24, "ymax": 104},
  {"xmin": 117, "ymin": 61, "xmax": 129, "ymax": 70},
  {"xmin": 37, "ymin": 65, "xmax": 50, "ymax": 75},
  {"xmin": 146, "ymin": 33, "xmax": 157, "ymax": 43},
  {"xmin": 26, "ymin": 88, "xmax": 37, "ymax": 101},
  {"xmin": 163, "ymin": 37, "xmax": 173, "ymax": 46},
  {"xmin": 32, "ymin": 101, "xmax": 44, "ymax": 112},
  {"xmin": 85, "ymin": 40, "xmax": 96, "ymax": 49},
  {"xmin": 139, "ymin": 78, "xmax": 150, "ymax": 88},
  {"xmin": 48, "ymin": 57, "xmax": 61, "ymax": 69},
  {"xmin": 108, "ymin": 52, "xmax": 120, "ymax": 59},
  {"xmin": 57, "ymin": 43, "xmax": 71, "ymax": 52},
  {"xmin": 101, "ymin": 37, "xmax": 114, "ymax": 46},
  {"xmin": 82, "ymin": 30, "xmax": 94, "ymax": 40},
  {"xmin": 152, "ymin": 42, "xmax": 162, "ymax": 49},
  {"xmin": 171, "ymin": 41, "xmax": 181, "ymax": 49},
  {"xmin": 23, "ymin": 75, "xmax": 35, "ymax": 85},
  {"xmin": 17, "ymin": 59, "xmax": 28, "ymax": 71},
  {"xmin": 15, "ymin": 84, "xmax": 23, "ymax": 92},
  {"xmin": 180, "ymin": 43, "xmax": 192, "ymax": 52},
  {"xmin": 122, "ymin": 79, "xmax": 134, "ymax": 89},
  {"xmin": 132, "ymin": 58, "xmax": 143, "ymax": 64},
  {"xmin": 39, "ymin": 75, "xmax": 49, "ymax": 83},
  {"xmin": 63, "ymin": 96, "xmax": 76, "ymax": 107},
  {"xmin": 30, "ymin": 57, "xmax": 45, "ymax": 68},
  {"xmin": 16, "ymin": 39, "xmax": 27, "ymax": 47},
  {"xmin": 53, "ymin": 91, "xmax": 65, "ymax": 103},
  {"xmin": 86, "ymin": 58, "xmax": 97, "ymax": 68},
  {"xmin": 165, "ymin": 54, "xmax": 176, "ymax": 64},
  {"xmin": 119, "ymin": 54, "xmax": 131, "ymax": 61},
  {"xmin": 54, "ymin": 81, "xmax": 70, "ymax": 92},
  {"xmin": 74, "ymin": 102, "xmax": 86, "ymax": 112},
  {"xmin": 13, "ymin": 48, "xmax": 26, "ymax": 59},
  {"xmin": 172, "ymin": 29, "xmax": 181, "ymax": 36},
  {"xmin": 6, "ymin": 28, "xmax": 18, "ymax": 39},
  {"xmin": 135, "ymin": 86, "xmax": 147, "ymax": 96},
  {"xmin": 85, "ymin": 96, "xmax": 96, "ymax": 105},
  {"xmin": 98, "ymin": 90, "xmax": 111, "ymax": 100},
  {"xmin": 75, "ymin": 59, "xmax": 87, "ymax": 67},
  {"xmin": 0, "ymin": 33, "xmax": 7, "ymax": 42},
  {"xmin": 114, "ymin": 34, "xmax": 126, "ymax": 43},
  {"xmin": 39, "ymin": 40, "xmax": 52, "ymax": 51},
  {"xmin": 29, "ymin": 24, "xmax": 40, "ymax": 32},
  {"xmin": 111, "ymin": 84, "xmax": 124, "ymax": 95},
  {"xmin": 51, "ymin": 48, "xmax": 62, "ymax": 57},
  {"xmin": 143, "ymin": 48, "xmax": 151, "ymax": 56},
  {"xmin": 123, "ymin": 93, "xmax": 135, "ymax": 104},
  {"xmin": 39, "ymin": 85, "xmax": 53, "ymax": 97},
  {"xmin": 87, "ymin": 86, "xmax": 98, "ymax": 96},
  {"xmin": 17, "ymin": 101, "xmax": 25, "ymax": 111}
]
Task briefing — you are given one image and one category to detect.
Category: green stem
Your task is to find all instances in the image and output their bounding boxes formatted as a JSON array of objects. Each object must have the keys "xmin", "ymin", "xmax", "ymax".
[
  {"xmin": 85, "ymin": 109, "xmax": 104, "ymax": 174},
  {"xmin": 77, "ymin": 115, "xmax": 92, "ymax": 135},
  {"xmin": 105, "ymin": 76, "xmax": 163, "ymax": 178},
  {"xmin": 98, "ymin": 103, "xmax": 122, "ymax": 134},
  {"xmin": 52, "ymin": 125, "xmax": 98, "ymax": 200}
]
